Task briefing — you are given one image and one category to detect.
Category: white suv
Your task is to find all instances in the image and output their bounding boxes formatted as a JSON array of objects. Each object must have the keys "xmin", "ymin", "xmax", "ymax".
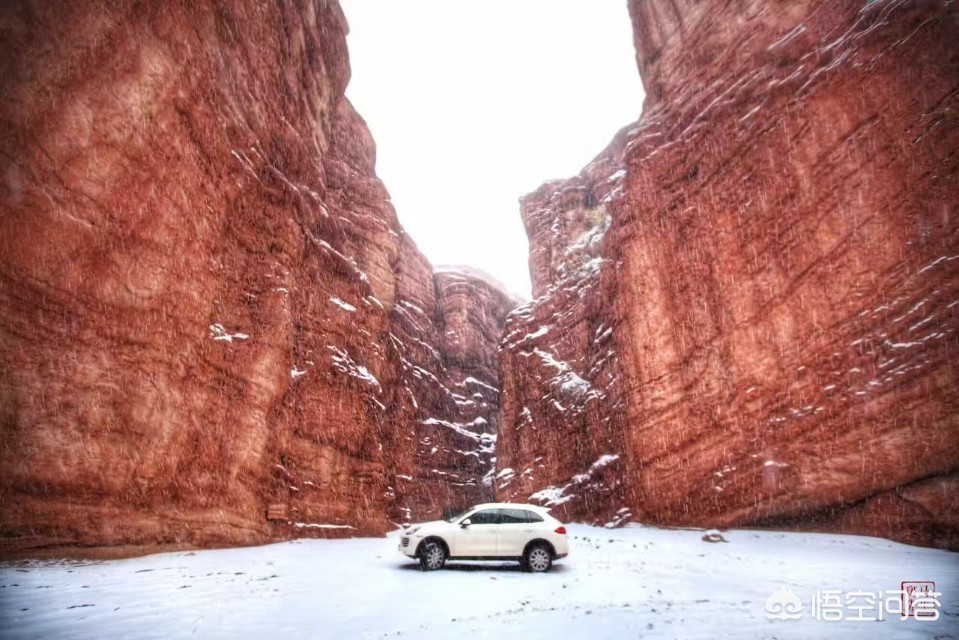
[{"xmin": 398, "ymin": 502, "xmax": 569, "ymax": 572}]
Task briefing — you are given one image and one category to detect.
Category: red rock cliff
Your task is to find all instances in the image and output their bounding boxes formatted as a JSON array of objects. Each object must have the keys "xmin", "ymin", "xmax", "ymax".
[
  {"xmin": 498, "ymin": 0, "xmax": 959, "ymax": 548},
  {"xmin": 0, "ymin": 0, "xmax": 513, "ymax": 554}
]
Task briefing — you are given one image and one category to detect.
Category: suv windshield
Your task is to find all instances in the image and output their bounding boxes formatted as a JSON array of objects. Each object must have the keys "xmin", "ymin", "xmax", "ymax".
[{"xmin": 445, "ymin": 508, "xmax": 474, "ymax": 523}]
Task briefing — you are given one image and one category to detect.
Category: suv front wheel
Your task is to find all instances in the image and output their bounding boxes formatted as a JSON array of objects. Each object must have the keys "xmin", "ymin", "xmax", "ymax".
[{"xmin": 419, "ymin": 539, "xmax": 447, "ymax": 571}]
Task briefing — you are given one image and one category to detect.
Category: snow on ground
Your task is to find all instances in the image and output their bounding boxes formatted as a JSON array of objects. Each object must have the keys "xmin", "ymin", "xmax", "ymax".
[{"xmin": 1, "ymin": 524, "xmax": 956, "ymax": 639}]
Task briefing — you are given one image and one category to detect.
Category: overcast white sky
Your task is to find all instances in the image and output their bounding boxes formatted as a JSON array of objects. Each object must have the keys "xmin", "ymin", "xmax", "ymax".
[{"xmin": 340, "ymin": 1, "xmax": 644, "ymax": 299}]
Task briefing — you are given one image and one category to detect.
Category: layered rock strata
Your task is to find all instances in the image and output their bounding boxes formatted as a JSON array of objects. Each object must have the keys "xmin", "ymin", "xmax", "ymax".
[
  {"xmin": 0, "ymin": 0, "xmax": 513, "ymax": 554},
  {"xmin": 497, "ymin": 0, "xmax": 959, "ymax": 549}
]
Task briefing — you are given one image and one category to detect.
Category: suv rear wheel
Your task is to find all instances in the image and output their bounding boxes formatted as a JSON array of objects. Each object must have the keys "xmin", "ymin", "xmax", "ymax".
[
  {"xmin": 524, "ymin": 543, "xmax": 552, "ymax": 573},
  {"xmin": 419, "ymin": 539, "xmax": 447, "ymax": 571}
]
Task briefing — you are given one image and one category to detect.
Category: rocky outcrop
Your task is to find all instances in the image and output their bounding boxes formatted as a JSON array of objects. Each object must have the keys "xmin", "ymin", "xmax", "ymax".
[
  {"xmin": 495, "ymin": 128, "xmax": 634, "ymax": 525},
  {"xmin": 0, "ymin": 0, "xmax": 514, "ymax": 555},
  {"xmin": 498, "ymin": 0, "xmax": 959, "ymax": 548},
  {"xmin": 385, "ymin": 265, "xmax": 517, "ymax": 523}
]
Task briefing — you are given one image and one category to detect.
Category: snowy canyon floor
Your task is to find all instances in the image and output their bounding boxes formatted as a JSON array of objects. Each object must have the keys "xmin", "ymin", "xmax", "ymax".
[{"xmin": 1, "ymin": 524, "xmax": 956, "ymax": 640}]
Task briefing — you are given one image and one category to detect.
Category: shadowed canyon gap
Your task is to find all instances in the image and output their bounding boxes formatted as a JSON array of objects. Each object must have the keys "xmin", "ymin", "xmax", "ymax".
[{"xmin": 1, "ymin": 0, "xmax": 958, "ymax": 555}]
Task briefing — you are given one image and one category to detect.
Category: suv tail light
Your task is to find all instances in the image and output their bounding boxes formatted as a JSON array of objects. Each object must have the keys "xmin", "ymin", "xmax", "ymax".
[{"xmin": 554, "ymin": 526, "xmax": 567, "ymax": 535}]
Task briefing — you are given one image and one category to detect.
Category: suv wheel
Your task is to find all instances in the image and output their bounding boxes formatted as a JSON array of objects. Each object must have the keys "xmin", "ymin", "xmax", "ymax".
[
  {"xmin": 524, "ymin": 544, "xmax": 552, "ymax": 573},
  {"xmin": 419, "ymin": 540, "xmax": 447, "ymax": 571}
]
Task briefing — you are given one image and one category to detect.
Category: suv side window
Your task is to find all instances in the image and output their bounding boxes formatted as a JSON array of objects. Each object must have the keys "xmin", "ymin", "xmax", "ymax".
[
  {"xmin": 498, "ymin": 509, "xmax": 528, "ymax": 524},
  {"xmin": 469, "ymin": 510, "xmax": 499, "ymax": 525},
  {"xmin": 522, "ymin": 510, "xmax": 544, "ymax": 523}
]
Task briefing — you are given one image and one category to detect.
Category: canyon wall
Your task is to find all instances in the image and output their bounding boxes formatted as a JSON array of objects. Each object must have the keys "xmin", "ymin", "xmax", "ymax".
[
  {"xmin": 0, "ymin": 0, "xmax": 513, "ymax": 555},
  {"xmin": 497, "ymin": 0, "xmax": 959, "ymax": 548},
  {"xmin": 496, "ymin": 128, "xmax": 634, "ymax": 526}
]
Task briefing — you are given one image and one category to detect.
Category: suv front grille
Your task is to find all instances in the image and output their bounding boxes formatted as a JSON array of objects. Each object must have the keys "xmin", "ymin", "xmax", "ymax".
[{"xmin": 401, "ymin": 537, "xmax": 410, "ymax": 547}]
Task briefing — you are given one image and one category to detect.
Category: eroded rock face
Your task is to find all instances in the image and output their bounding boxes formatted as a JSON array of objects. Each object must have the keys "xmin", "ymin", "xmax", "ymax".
[
  {"xmin": 385, "ymin": 266, "xmax": 517, "ymax": 523},
  {"xmin": 495, "ymin": 128, "xmax": 634, "ymax": 525},
  {"xmin": 0, "ymin": 0, "xmax": 513, "ymax": 554},
  {"xmin": 498, "ymin": 0, "xmax": 959, "ymax": 548}
]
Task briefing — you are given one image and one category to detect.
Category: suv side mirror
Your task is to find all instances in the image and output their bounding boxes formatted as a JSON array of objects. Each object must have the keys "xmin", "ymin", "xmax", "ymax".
[{"xmin": 460, "ymin": 518, "xmax": 471, "ymax": 528}]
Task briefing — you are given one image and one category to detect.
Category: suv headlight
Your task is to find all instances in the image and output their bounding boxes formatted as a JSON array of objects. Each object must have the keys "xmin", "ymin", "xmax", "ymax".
[{"xmin": 405, "ymin": 526, "xmax": 421, "ymax": 535}]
